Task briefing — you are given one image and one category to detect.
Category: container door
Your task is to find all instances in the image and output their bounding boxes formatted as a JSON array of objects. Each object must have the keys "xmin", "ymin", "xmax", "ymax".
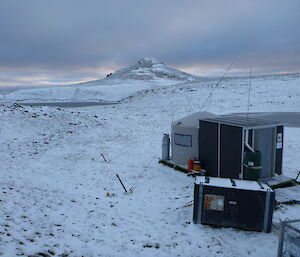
[
  {"xmin": 199, "ymin": 121, "xmax": 219, "ymax": 177},
  {"xmin": 220, "ymin": 124, "xmax": 243, "ymax": 179},
  {"xmin": 254, "ymin": 128, "xmax": 274, "ymax": 179}
]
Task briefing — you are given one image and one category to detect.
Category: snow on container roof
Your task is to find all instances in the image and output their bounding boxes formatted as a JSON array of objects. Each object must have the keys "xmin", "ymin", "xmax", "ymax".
[
  {"xmin": 202, "ymin": 114, "xmax": 283, "ymax": 129},
  {"xmin": 173, "ymin": 112, "xmax": 217, "ymax": 128},
  {"xmin": 195, "ymin": 177, "xmax": 273, "ymax": 192}
]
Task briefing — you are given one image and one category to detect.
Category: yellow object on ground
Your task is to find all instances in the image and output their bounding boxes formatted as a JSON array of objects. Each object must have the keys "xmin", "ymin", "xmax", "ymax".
[{"xmin": 193, "ymin": 161, "xmax": 201, "ymax": 171}]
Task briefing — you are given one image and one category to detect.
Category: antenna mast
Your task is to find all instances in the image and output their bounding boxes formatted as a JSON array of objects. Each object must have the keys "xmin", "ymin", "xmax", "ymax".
[
  {"xmin": 200, "ymin": 62, "xmax": 234, "ymax": 111},
  {"xmin": 171, "ymin": 101, "xmax": 174, "ymax": 123},
  {"xmin": 247, "ymin": 68, "xmax": 252, "ymax": 119}
]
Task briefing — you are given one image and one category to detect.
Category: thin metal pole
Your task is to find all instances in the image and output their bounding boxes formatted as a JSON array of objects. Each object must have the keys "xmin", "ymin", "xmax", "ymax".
[
  {"xmin": 171, "ymin": 101, "xmax": 174, "ymax": 124},
  {"xmin": 200, "ymin": 62, "xmax": 233, "ymax": 110},
  {"xmin": 277, "ymin": 221, "xmax": 285, "ymax": 257},
  {"xmin": 247, "ymin": 68, "xmax": 252, "ymax": 120},
  {"xmin": 101, "ymin": 153, "xmax": 107, "ymax": 162},
  {"xmin": 295, "ymin": 170, "xmax": 300, "ymax": 182},
  {"xmin": 115, "ymin": 173, "xmax": 128, "ymax": 193}
]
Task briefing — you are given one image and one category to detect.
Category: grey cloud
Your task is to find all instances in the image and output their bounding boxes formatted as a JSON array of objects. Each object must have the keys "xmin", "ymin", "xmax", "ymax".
[{"xmin": 0, "ymin": 0, "xmax": 299, "ymax": 85}]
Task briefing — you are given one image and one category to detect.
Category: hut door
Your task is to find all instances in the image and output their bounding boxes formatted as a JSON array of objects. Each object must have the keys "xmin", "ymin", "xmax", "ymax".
[
  {"xmin": 199, "ymin": 121, "xmax": 219, "ymax": 177},
  {"xmin": 219, "ymin": 124, "xmax": 243, "ymax": 179},
  {"xmin": 254, "ymin": 128, "xmax": 274, "ymax": 179}
]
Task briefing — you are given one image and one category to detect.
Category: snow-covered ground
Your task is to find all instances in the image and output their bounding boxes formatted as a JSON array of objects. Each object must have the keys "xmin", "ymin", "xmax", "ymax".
[
  {"xmin": 0, "ymin": 79, "xmax": 178, "ymax": 103},
  {"xmin": 1, "ymin": 64, "xmax": 300, "ymax": 256}
]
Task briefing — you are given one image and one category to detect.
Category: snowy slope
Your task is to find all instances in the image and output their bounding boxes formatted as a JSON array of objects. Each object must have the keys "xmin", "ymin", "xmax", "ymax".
[
  {"xmin": 0, "ymin": 58, "xmax": 199, "ymax": 103},
  {"xmin": 0, "ymin": 80, "xmax": 168, "ymax": 103},
  {"xmin": 0, "ymin": 73, "xmax": 300, "ymax": 256},
  {"xmin": 105, "ymin": 57, "xmax": 199, "ymax": 81}
]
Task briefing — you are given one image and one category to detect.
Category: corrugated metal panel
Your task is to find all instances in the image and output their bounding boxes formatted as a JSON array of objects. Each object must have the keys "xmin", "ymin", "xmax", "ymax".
[{"xmin": 203, "ymin": 115, "xmax": 283, "ymax": 128}]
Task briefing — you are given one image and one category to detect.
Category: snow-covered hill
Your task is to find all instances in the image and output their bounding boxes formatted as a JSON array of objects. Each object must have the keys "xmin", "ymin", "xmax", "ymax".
[
  {"xmin": 0, "ymin": 58, "xmax": 200, "ymax": 103},
  {"xmin": 105, "ymin": 57, "xmax": 199, "ymax": 81}
]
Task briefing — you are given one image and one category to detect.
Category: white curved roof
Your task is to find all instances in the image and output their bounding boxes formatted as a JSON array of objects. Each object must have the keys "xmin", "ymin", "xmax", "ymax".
[
  {"xmin": 172, "ymin": 112, "xmax": 217, "ymax": 128},
  {"xmin": 172, "ymin": 112, "xmax": 283, "ymax": 129}
]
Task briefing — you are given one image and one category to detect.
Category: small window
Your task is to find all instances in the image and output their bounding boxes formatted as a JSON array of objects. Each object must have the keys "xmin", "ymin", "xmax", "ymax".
[
  {"xmin": 204, "ymin": 194, "xmax": 224, "ymax": 211},
  {"xmin": 174, "ymin": 133, "xmax": 192, "ymax": 147}
]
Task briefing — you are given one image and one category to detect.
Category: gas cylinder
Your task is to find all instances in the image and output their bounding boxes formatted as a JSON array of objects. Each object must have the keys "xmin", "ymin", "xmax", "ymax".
[
  {"xmin": 188, "ymin": 158, "xmax": 195, "ymax": 170},
  {"xmin": 162, "ymin": 134, "xmax": 170, "ymax": 160}
]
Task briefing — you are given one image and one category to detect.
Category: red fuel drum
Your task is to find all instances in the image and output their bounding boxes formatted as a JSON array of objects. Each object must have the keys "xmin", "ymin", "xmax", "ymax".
[{"xmin": 188, "ymin": 158, "xmax": 195, "ymax": 170}]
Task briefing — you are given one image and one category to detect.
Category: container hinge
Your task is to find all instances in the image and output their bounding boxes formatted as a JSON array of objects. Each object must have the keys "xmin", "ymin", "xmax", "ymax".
[
  {"xmin": 263, "ymin": 191, "xmax": 271, "ymax": 232},
  {"xmin": 205, "ymin": 176, "xmax": 210, "ymax": 183},
  {"xmin": 257, "ymin": 181, "xmax": 264, "ymax": 190},
  {"xmin": 230, "ymin": 178, "xmax": 236, "ymax": 187}
]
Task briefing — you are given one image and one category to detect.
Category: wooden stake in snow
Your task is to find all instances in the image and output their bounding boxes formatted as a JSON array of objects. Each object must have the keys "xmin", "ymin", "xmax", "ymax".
[
  {"xmin": 101, "ymin": 153, "xmax": 107, "ymax": 162},
  {"xmin": 115, "ymin": 173, "xmax": 128, "ymax": 192},
  {"xmin": 182, "ymin": 200, "xmax": 193, "ymax": 208}
]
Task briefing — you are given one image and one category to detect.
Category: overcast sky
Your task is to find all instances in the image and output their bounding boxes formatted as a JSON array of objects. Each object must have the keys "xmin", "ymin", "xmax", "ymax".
[{"xmin": 0, "ymin": 0, "xmax": 299, "ymax": 86}]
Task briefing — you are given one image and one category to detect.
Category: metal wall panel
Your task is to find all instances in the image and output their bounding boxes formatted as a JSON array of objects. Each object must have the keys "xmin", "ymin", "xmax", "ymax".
[
  {"xmin": 275, "ymin": 125, "xmax": 283, "ymax": 175},
  {"xmin": 171, "ymin": 126, "xmax": 199, "ymax": 165},
  {"xmin": 254, "ymin": 128, "xmax": 274, "ymax": 179},
  {"xmin": 220, "ymin": 124, "xmax": 243, "ymax": 179},
  {"xmin": 193, "ymin": 183, "xmax": 199, "ymax": 224},
  {"xmin": 248, "ymin": 129, "xmax": 253, "ymax": 146},
  {"xmin": 199, "ymin": 121, "xmax": 219, "ymax": 177}
]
